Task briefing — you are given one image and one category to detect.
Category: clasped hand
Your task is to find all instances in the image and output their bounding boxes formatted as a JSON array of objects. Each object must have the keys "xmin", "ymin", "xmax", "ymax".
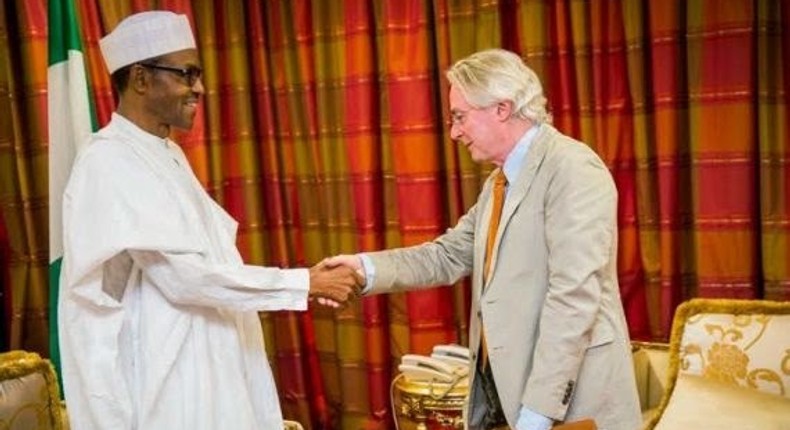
[{"xmin": 307, "ymin": 255, "xmax": 365, "ymax": 308}]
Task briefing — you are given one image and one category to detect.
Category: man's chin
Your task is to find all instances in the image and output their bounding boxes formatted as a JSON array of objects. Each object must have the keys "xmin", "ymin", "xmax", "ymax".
[
  {"xmin": 173, "ymin": 119, "xmax": 195, "ymax": 131},
  {"xmin": 464, "ymin": 145, "xmax": 485, "ymax": 162},
  {"xmin": 469, "ymin": 151, "xmax": 486, "ymax": 163}
]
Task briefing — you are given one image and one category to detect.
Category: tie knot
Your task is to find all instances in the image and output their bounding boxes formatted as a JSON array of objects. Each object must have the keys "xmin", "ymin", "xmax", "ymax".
[{"xmin": 494, "ymin": 170, "xmax": 507, "ymax": 187}]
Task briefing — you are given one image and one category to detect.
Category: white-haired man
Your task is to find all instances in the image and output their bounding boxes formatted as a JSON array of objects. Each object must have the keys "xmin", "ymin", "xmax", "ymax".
[
  {"xmin": 59, "ymin": 11, "xmax": 359, "ymax": 429},
  {"xmin": 327, "ymin": 49, "xmax": 641, "ymax": 430}
]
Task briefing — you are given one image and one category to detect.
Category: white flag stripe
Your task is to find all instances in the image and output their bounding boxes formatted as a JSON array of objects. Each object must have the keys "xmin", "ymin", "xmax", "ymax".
[{"xmin": 48, "ymin": 50, "xmax": 93, "ymax": 263}]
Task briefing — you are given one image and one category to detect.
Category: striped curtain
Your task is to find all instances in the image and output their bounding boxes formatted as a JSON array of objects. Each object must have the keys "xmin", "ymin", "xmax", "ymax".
[
  {"xmin": 0, "ymin": 210, "xmax": 9, "ymax": 350},
  {"xmin": 0, "ymin": 0, "xmax": 50, "ymax": 354},
  {"xmin": 0, "ymin": 0, "xmax": 787, "ymax": 428}
]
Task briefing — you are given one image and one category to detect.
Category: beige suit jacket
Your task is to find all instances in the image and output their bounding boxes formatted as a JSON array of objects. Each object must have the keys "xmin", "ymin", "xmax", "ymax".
[{"xmin": 366, "ymin": 125, "xmax": 641, "ymax": 430}]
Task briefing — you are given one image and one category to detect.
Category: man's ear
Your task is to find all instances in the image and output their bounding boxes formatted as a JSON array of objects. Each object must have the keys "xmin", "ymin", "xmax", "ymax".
[
  {"xmin": 496, "ymin": 101, "xmax": 514, "ymax": 121},
  {"xmin": 129, "ymin": 64, "xmax": 149, "ymax": 94}
]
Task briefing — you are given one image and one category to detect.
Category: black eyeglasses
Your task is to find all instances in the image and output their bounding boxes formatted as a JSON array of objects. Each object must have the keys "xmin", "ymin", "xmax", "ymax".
[{"xmin": 139, "ymin": 63, "xmax": 203, "ymax": 86}]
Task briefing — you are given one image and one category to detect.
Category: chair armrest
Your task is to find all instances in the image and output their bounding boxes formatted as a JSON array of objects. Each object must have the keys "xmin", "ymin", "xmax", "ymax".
[{"xmin": 632, "ymin": 341, "xmax": 669, "ymax": 412}]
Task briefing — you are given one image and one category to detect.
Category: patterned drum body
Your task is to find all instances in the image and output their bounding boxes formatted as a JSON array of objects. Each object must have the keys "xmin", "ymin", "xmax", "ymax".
[{"xmin": 393, "ymin": 375, "xmax": 468, "ymax": 430}]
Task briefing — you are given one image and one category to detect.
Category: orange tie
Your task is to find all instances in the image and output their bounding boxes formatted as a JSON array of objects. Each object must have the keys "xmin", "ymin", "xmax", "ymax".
[{"xmin": 480, "ymin": 170, "xmax": 507, "ymax": 369}]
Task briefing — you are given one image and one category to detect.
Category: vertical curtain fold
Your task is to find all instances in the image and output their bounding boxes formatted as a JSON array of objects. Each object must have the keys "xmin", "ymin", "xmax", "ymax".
[
  {"xmin": 686, "ymin": 0, "xmax": 758, "ymax": 299},
  {"xmin": 620, "ymin": 0, "xmax": 654, "ymax": 341},
  {"xmin": 0, "ymin": 0, "xmax": 49, "ymax": 354},
  {"xmin": 641, "ymin": 0, "xmax": 694, "ymax": 338},
  {"xmin": 757, "ymin": 0, "xmax": 790, "ymax": 300}
]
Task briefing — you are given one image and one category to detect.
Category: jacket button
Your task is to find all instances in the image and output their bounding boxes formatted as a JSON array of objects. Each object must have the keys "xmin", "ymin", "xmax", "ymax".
[{"xmin": 477, "ymin": 310, "xmax": 482, "ymax": 318}]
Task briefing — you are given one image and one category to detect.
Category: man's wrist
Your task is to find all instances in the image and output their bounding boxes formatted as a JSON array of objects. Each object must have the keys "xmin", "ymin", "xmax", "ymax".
[{"xmin": 358, "ymin": 254, "xmax": 375, "ymax": 293}]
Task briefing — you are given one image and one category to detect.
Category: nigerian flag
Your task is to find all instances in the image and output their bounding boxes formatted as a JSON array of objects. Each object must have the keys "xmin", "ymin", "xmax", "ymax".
[{"xmin": 48, "ymin": 0, "xmax": 96, "ymax": 382}]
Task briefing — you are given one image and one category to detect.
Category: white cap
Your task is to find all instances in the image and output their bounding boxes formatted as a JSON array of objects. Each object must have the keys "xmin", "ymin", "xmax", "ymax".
[{"xmin": 99, "ymin": 11, "xmax": 196, "ymax": 74}]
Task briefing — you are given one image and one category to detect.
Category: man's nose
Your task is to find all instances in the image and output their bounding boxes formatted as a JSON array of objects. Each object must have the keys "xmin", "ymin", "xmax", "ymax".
[
  {"xmin": 449, "ymin": 122, "xmax": 462, "ymax": 140},
  {"xmin": 191, "ymin": 77, "xmax": 205, "ymax": 95}
]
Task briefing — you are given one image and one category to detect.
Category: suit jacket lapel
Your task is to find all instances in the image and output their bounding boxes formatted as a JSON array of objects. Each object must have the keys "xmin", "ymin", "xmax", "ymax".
[
  {"xmin": 485, "ymin": 125, "xmax": 553, "ymax": 287},
  {"xmin": 500, "ymin": 126, "xmax": 552, "ymax": 230}
]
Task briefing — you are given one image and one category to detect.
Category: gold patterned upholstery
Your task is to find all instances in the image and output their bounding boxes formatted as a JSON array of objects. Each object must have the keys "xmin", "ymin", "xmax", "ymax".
[
  {"xmin": 0, "ymin": 350, "xmax": 64, "ymax": 430},
  {"xmin": 283, "ymin": 419, "xmax": 304, "ymax": 430},
  {"xmin": 645, "ymin": 299, "xmax": 790, "ymax": 429}
]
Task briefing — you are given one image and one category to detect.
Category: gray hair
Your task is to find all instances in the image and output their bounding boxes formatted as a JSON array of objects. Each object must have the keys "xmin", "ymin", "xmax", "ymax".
[{"xmin": 446, "ymin": 49, "xmax": 551, "ymax": 124}]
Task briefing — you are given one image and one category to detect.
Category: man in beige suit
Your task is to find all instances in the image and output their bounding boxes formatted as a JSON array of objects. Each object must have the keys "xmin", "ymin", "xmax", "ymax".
[{"xmin": 327, "ymin": 49, "xmax": 640, "ymax": 430}]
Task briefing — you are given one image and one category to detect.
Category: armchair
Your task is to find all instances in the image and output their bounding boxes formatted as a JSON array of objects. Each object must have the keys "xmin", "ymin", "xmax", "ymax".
[
  {"xmin": 645, "ymin": 298, "xmax": 790, "ymax": 429},
  {"xmin": 631, "ymin": 341, "xmax": 669, "ymax": 423},
  {"xmin": 0, "ymin": 350, "xmax": 64, "ymax": 430}
]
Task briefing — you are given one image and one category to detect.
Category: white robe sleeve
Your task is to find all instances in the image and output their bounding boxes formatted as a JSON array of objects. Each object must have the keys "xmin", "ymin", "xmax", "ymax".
[
  {"xmin": 128, "ymin": 250, "xmax": 308, "ymax": 311},
  {"xmin": 65, "ymin": 135, "xmax": 309, "ymax": 312}
]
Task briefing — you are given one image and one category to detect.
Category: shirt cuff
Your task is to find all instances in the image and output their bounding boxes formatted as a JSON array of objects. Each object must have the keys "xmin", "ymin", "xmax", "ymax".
[
  {"xmin": 359, "ymin": 254, "xmax": 375, "ymax": 294},
  {"xmin": 516, "ymin": 406, "xmax": 553, "ymax": 430}
]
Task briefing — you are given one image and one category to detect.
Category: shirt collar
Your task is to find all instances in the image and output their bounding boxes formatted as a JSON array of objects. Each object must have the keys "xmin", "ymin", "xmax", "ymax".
[
  {"xmin": 110, "ymin": 112, "xmax": 172, "ymax": 150},
  {"xmin": 501, "ymin": 123, "xmax": 540, "ymax": 184}
]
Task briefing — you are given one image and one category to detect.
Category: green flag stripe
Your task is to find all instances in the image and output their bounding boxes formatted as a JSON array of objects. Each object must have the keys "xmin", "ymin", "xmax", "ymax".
[
  {"xmin": 49, "ymin": 257, "xmax": 63, "ymax": 396},
  {"xmin": 48, "ymin": 0, "xmax": 84, "ymax": 65}
]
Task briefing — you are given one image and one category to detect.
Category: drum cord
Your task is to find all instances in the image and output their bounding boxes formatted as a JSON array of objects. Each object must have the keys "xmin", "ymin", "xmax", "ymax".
[{"xmin": 389, "ymin": 372, "xmax": 467, "ymax": 430}]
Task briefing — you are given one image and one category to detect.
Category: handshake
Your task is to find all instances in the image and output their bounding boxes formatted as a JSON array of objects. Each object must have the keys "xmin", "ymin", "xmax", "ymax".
[{"xmin": 307, "ymin": 255, "xmax": 365, "ymax": 308}]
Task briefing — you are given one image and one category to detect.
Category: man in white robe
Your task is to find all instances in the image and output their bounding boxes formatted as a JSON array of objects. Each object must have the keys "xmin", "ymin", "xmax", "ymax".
[{"xmin": 58, "ymin": 11, "xmax": 359, "ymax": 430}]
